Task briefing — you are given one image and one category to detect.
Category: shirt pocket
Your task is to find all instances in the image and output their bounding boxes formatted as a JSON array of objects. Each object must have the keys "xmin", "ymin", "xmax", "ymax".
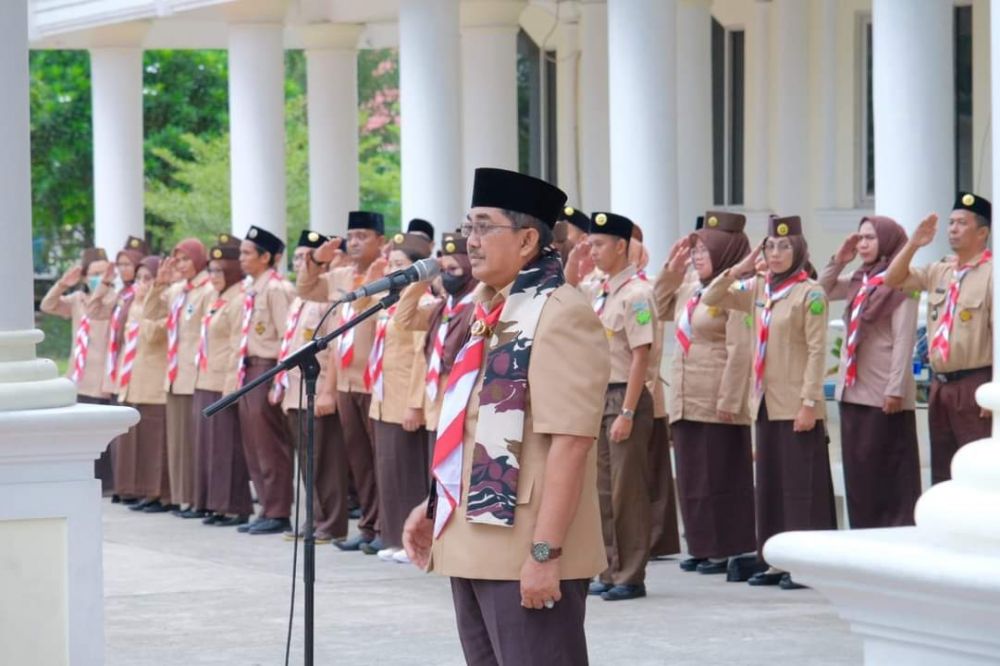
[
  {"xmin": 956, "ymin": 292, "xmax": 984, "ymax": 326},
  {"xmin": 927, "ymin": 290, "xmax": 947, "ymax": 327}
]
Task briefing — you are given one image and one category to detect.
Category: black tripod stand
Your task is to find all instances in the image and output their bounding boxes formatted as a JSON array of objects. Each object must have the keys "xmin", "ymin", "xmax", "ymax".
[{"xmin": 203, "ymin": 289, "xmax": 401, "ymax": 666}]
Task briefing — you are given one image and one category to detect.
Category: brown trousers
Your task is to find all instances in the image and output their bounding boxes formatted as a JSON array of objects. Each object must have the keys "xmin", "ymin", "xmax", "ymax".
[
  {"xmin": 125, "ymin": 403, "xmax": 170, "ymax": 502},
  {"xmin": 451, "ymin": 578, "xmax": 590, "ymax": 666},
  {"xmin": 755, "ymin": 400, "xmax": 836, "ymax": 564},
  {"xmin": 929, "ymin": 369, "xmax": 992, "ymax": 484},
  {"xmin": 287, "ymin": 410, "xmax": 350, "ymax": 540},
  {"xmin": 373, "ymin": 420, "xmax": 429, "ymax": 549},
  {"xmin": 671, "ymin": 419, "xmax": 756, "ymax": 558},
  {"xmin": 597, "ymin": 387, "xmax": 653, "ymax": 586},
  {"xmin": 839, "ymin": 402, "xmax": 921, "ymax": 528},
  {"xmin": 647, "ymin": 417, "xmax": 680, "ymax": 557},
  {"xmin": 337, "ymin": 390, "xmax": 378, "ymax": 540},
  {"xmin": 237, "ymin": 359, "xmax": 293, "ymax": 519},
  {"xmin": 79, "ymin": 395, "xmax": 114, "ymax": 493},
  {"xmin": 166, "ymin": 392, "xmax": 196, "ymax": 507},
  {"xmin": 194, "ymin": 389, "xmax": 253, "ymax": 516}
]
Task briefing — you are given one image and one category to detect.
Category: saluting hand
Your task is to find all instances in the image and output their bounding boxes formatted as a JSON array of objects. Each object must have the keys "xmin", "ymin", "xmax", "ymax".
[
  {"xmin": 835, "ymin": 233, "xmax": 862, "ymax": 264},
  {"xmin": 312, "ymin": 238, "xmax": 344, "ymax": 264},
  {"xmin": 911, "ymin": 213, "xmax": 938, "ymax": 248},
  {"xmin": 402, "ymin": 500, "xmax": 433, "ymax": 569},
  {"xmin": 733, "ymin": 242, "xmax": 763, "ymax": 278},
  {"xmin": 664, "ymin": 238, "xmax": 691, "ymax": 275},
  {"xmin": 59, "ymin": 265, "xmax": 83, "ymax": 288},
  {"xmin": 609, "ymin": 415, "xmax": 633, "ymax": 443},
  {"xmin": 155, "ymin": 257, "xmax": 177, "ymax": 286},
  {"xmin": 573, "ymin": 240, "xmax": 595, "ymax": 277}
]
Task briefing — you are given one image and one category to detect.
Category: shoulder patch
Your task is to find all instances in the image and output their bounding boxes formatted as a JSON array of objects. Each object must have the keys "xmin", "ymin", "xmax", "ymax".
[
  {"xmin": 809, "ymin": 299, "xmax": 825, "ymax": 315},
  {"xmin": 807, "ymin": 290, "xmax": 824, "ymax": 302},
  {"xmin": 635, "ymin": 309, "xmax": 652, "ymax": 325},
  {"xmin": 743, "ymin": 314, "xmax": 753, "ymax": 329},
  {"xmin": 911, "ymin": 290, "xmax": 921, "ymax": 300}
]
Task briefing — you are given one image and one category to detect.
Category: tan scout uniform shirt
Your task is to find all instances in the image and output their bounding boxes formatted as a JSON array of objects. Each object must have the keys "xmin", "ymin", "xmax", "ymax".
[
  {"xmin": 94, "ymin": 282, "xmax": 136, "ymax": 396},
  {"xmin": 647, "ymin": 317, "xmax": 668, "ymax": 420},
  {"xmin": 245, "ymin": 271, "xmax": 294, "ymax": 360},
  {"xmin": 40, "ymin": 283, "xmax": 117, "ymax": 400},
  {"xmin": 819, "ymin": 260, "xmax": 919, "ymax": 410},
  {"xmin": 116, "ymin": 293, "xmax": 168, "ymax": 405},
  {"xmin": 298, "ymin": 265, "xmax": 377, "ymax": 393},
  {"xmin": 393, "ymin": 283, "xmax": 451, "ymax": 430},
  {"xmin": 897, "ymin": 253, "xmax": 993, "ymax": 374},
  {"xmin": 654, "ymin": 270, "xmax": 753, "ymax": 425},
  {"xmin": 583, "ymin": 265, "xmax": 658, "ymax": 385},
  {"xmin": 703, "ymin": 273, "xmax": 829, "ymax": 422},
  {"xmin": 194, "ymin": 284, "xmax": 244, "ymax": 395},
  {"xmin": 144, "ymin": 273, "xmax": 213, "ymax": 395},
  {"xmin": 430, "ymin": 283, "xmax": 611, "ymax": 581},
  {"xmin": 368, "ymin": 312, "xmax": 428, "ymax": 425},
  {"xmin": 281, "ymin": 297, "xmax": 334, "ymax": 412}
]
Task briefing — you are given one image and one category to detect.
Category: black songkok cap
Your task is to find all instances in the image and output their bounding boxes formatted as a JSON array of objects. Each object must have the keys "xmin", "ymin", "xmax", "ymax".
[
  {"xmin": 348, "ymin": 211, "xmax": 385, "ymax": 235},
  {"xmin": 588, "ymin": 212, "xmax": 633, "ymax": 241},
  {"xmin": 246, "ymin": 225, "xmax": 285, "ymax": 256},
  {"xmin": 954, "ymin": 192, "xmax": 992, "ymax": 224},
  {"xmin": 559, "ymin": 205, "xmax": 590, "ymax": 233},
  {"xmin": 470, "ymin": 167, "xmax": 567, "ymax": 227},
  {"xmin": 297, "ymin": 229, "xmax": 330, "ymax": 249},
  {"xmin": 407, "ymin": 218, "xmax": 435, "ymax": 241}
]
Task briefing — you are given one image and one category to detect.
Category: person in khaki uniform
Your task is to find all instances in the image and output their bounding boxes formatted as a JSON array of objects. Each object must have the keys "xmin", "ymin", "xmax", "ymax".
[
  {"xmin": 654, "ymin": 211, "xmax": 757, "ymax": 576},
  {"xmin": 885, "ymin": 193, "xmax": 993, "ymax": 484},
  {"xmin": 821, "ymin": 216, "xmax": 921, "ymax": 527},
  {"xmin": 275, "ymin": 230, "xmax": 349, "ymax": 543},
  {"xmin": 143, "ymin": 238, "xmax": 212, "ymax": 515},
  {"xmin": 403, "ymin": 168, "xmax": 608, "ymax": 665},
  {"xmin": 577, "ymin": 212, "xmax": 656, "ymax": 602},
  {"xmin": 555, "ymin": 205, "xmax": 590, "ymax": 265},
  {"xmin": 300, "ymin": 210, "xmax": 385, "ymax": 551},
  {"xmin": 193, "ymin": 237, "xmax": 253, "ymax": 527},
  {"xmin": 703, "ymin": 214, "xmax": 835, "ymax": 590}
]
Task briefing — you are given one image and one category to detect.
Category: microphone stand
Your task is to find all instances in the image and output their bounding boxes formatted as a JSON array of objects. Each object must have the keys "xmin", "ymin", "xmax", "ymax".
[{"xmin": 203, "ymin": 288, "xmax": 402, "ymax": 666}]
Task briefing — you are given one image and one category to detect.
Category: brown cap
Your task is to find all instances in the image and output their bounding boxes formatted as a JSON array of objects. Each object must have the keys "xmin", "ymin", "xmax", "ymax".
[
  {"xmin": 768, "ymin": 215, "xmax": 802, "ymax": 238},
  {"xmin": 390, "ymin": 232, "xmax": 433, "ymax": 260},
  {"xmin": 81, "ymin": 247, "xmax": 108, "ymax": 274},
  {"xmin": 441, "ymin": 232, "xmax": 468, "ymax": 256},
  {"xmin": 702, "ymin": 211, "xmax": 747, "ymax": 233}
]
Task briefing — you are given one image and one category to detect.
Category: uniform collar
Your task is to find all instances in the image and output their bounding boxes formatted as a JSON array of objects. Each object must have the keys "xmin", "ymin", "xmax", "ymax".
[
  {"xmin": 474, "ymin": 281, "xmax": 512, "ymax": 311},
  {"xmin": 607, "ymin": 264, "xmax": 638, "ymax": 294}
]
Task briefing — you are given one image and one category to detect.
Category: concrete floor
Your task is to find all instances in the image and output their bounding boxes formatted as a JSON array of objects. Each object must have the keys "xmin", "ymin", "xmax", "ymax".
[{"xmin": 103, "ymin": 501, "xmax": 862, "ymax": 665}]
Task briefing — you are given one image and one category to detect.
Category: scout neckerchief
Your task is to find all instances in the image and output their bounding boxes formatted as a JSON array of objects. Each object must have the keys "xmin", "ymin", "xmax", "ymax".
[
  {"xmin": 366, "ymin": 304, "xmax": 398, "ymax": 402},
  {"xmin": 116, "ymin": 321, "xmax": 140, "ymax": 401},
  {"xmin": 754, "ymin": 270, "xmax": 809, "ymax": 393},
  {"xmin": 593, "ymin": 271, "xmax": 645, "ymax": 317},
  {"xmin": 194, "ymin": 296, "xmax": 227, "ymax": 372},
  {"xmin": 675, "ymin": 285, "xmax": 703, "ymax": 355},
  {"xmin": 269, "ymin": 298, "xmax": 306, "ymax": 404},
  {"xmin": 165, "ymin": 275, "xmax": 209, "ymax": 385},
  {"xmin": 842, "ymin": 270, "xmax": 886, "ymax": 387},
  {"xmin": 106, "ymin": 285, "xmax": 135, "ymax": 384},
  {"xmin": 426, "ymin": 291, "xmax": 475, "ymax": 403},
  {"xmin": 235, "ymin": 270, "xmax": 278, "ymax": 388},
  {"xmin": 432, "ymin": 249, "xmax": 564, "ymax": 537},
  {"xmin": 69, "ymin": 312, "xmax": 91, "ymax": 385},
  {"xmin": 930, "ymin": 250, "xmax": 992, "ymax": 364}
]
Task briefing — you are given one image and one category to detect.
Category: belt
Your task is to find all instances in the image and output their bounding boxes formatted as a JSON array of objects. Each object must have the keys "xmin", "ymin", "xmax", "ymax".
[
  {"xmin": 245, "ymin": 356, "xmax": 277, "ymax": 368},
  {"xmin": 934, "ymin": 366, "xmax": 991, "ymax": 384},
  {"xmin": 607, "ymin": 382, "xmax": 628, "ymax": 390}
]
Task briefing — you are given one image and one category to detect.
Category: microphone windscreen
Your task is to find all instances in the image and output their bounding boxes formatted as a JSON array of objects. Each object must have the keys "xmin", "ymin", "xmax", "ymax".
[{"xmin": 414, "ymin": 257, "xmax": 441, "ymax": 281}]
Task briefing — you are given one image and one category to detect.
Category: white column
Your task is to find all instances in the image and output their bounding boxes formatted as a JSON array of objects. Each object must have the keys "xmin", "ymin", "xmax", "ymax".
[
  {"xmin": 768, "ymin": 0, "xmax": 809, "ymax": 218},
  {"xmin": 990, "ymin": 0, "xmax": 1000, "ymax": 433},
  {"xmin": 304, "ymin": 25, "xmax": 362, "ymax": 237},
  {"xmin": 578, "ymin": 0, "xmax": 610, "ymax": 212},
  {"xmin": 400, "ymin": 0, "xmax": 463, "ymax": 233},
  {"xmin": 228, "ymin": 23, "xmax": 287, "ymax": 242},
  {"xmin": 746, "ymin": 0, "xmax": 770, "ymax": 210},
  {"xmin": 813, "ymin": 0, "xmax": 838, "ymax": 209},
  {"xmin": 872, "ymin": 0, "xmax": 954, "ymax": 261},
  {"xmin": 608, "ymin": 0, "xmax": 678, "ymax": 269},
  {"xmin": 90, "ymin": 47, "xmax": 145, "ymax": 253},
  {"xmin": 676, "ymin": 0, "xmax": 713, "ymax": 231},
  {"xmin": 460, "ymin": 1, "xmax": 524, "ymax": 205},
  {"xmin": 556, "ymin": 5, "xmax": 581, "ymax": 205}
]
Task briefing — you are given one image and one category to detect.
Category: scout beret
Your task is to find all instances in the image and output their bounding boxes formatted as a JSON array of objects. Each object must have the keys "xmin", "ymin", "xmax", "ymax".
[
  {"xmin": 297, "ymin": 229, "xmax": 330, "ymax": 250},
  {"xmin": 954, "ymin": 192, "xmax": 992, "ymax": 224},
  {"xmin": 216, "ymin": 232, "xmax": 241, "ymax": 248},
  {"xmin": 407, "ymin": 218, "xmax": 435, "ymax": 241},
  {"xmin": 559, "ymin": 205, "xmax": 590, "ymax": 233},
  {"xmin": 441, "ymin": 232, "xmax": 468, "ymax": 256},
  {"xmin": 470, "ymin": 167, "xmax": 567, "ymax": 227},
  {"xmin": 768, "ymin": 215, "xmax": 802, "ymax": 238},
  {"xmin": 123, "ymin": 236, "xmax": 149, "ymax": 255},
  {"xmin": 703, "ymin": 211, "xmax": 746, "ymax": 233},
  {"xmin": 81, "ymin": 247, "xmax": 108, "ymax": 273},
  {"xmin": 246, "ymin": 225, "xmax": 285, "ymax": 256},
  {"xmin": 589, "ymin": 212, "xmax": 633, "ymax": 241},
  {"xmin": 348, "ymin": 211, "xmax": 385, "ymax": 235},
  {"xmin": 390, "ymin": 232, "xmax": 433, "ymax": 260},
  {"xmin": 209, "ymin": 243, "xmax": 240, "ymax": 261}
]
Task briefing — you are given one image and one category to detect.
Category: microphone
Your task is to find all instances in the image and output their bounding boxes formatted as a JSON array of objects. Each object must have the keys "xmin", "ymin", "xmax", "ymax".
[{"xmin": 340, "ymin": 257, "xmax": 440, "ymax": 303}]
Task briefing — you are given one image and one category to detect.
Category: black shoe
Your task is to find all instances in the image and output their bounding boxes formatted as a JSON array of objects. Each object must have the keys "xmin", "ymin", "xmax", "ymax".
[
  {"xmin": 237, "ymin": 516, "xmax": 263, "ymax": 533},
  {"xmin": 129, "ymin": 499, "xmax": 153, "ymax": 512},
  {"xmin": 218, "ymin": 515, "xmax": 250, "ymax": 527},
  {"xmin": 348, "ymin": 507, "xmax": 362, "ymax": 520},
  {"xmin": 588, "ymin": 581, "xmax": 613, "ymax": 596},
  {"xmin": 727, "ymin": 555, "xmax": 767, "ymax": 582},
  {"xmin": 333, "ymin": 534, "xmax": 372, "ymax": 551},
  {"xmin": 601, "ymin": 584, "xmax": 647, "ymax": 601},
  {"xmin": 696, "ymin": 559, "xmax": 729, "ymax": 575},
  {"xmin": 747, "ymin": 571, "xmax": 784, "ymax": 586},
  {"xmin": 143, "ymin": 501, "xmax": 174, "ymax": 514},
  {"xmin": 248, "ymin": 517, "xmax": 292, "ymax": 535},
  {"xmin": 121, "ymin": 497, "xmax": 140, "ymax": 506},
  {"xmin": 180, "ymin": 508, "xmax": 209, "ymax": 519},
  {"xmin": 679, "ymin": 557, "xmax": 707, "ymax": 572},
  {"xmin": 111, "ymin": 494, "xmax": 121, "ymax": 504},
  {"xmin": 202, "ymin": 513, "xmax": 225, "ymax": 525},
  {"xmin": 779, "ymin": 573, "xmax": 808, "ymax": 590},
  {"xmin": 360, "ymin": 537, "xmax": 385, "ymax": 555}
]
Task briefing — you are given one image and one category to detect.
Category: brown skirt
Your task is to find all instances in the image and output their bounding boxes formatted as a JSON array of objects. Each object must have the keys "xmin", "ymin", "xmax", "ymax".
[
  {"xmin": 647, "ymin": 418, "xmax": 681, "ymax": 557},
  {"xmin": 123, "ymin": 403, "xmax": 170, "ymax": 502},
  {"xmin": 373, "ymin": 420, "xmax": 430, "ymax": 549},
  {"xmin": 79, "ymin": 395, "xmax": 114, "ymax": 494},
  {"xmin": 671, "ymin": 419, "xmax": 756, "ymax": 559},
  {"xmin": 755, "ymin": 400, "xmax": 836, "ymax": 564},
  {"xmin": 839, "ymin": 402, "xmax": 920, "ymax": 528},
  {"xmin": 194, "ymin": 389, "xmax": 253, "ymax": 516},
  {"xmin": 166, "ymin": 392, "xmax": 196, "ymax": 507}
]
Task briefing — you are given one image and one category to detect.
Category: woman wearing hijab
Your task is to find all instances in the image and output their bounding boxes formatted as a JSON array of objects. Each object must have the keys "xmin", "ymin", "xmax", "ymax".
[
  {"xmin": 654, "ymin": 211, "xmax": 755, "ymax": 575},
  {"xmin": 819, "ymin": 217, "xmax": 920, "ymax": 528},
  {"xmin": 703, "ymin": 215, "xmax": 836, "ymax": 590}
]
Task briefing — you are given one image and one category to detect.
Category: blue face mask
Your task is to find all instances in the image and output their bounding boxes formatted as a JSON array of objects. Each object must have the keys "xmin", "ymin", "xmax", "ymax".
[{"xmin": 87, "ymin": 276, "xmax": 102, "ymax": 292}]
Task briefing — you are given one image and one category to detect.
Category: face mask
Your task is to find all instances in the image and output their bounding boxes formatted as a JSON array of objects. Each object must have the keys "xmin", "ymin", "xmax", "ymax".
[
  {"xmin": 87, "ymin": 276, "xmax": 102, "ymax": 292},
  {"xmin": 441, "ymin": 272, "xmax": 471, "ymax": 296}
]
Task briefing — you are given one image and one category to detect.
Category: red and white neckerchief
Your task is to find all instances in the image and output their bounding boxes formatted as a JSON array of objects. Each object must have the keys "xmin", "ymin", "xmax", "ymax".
[
  {"xmin": 675, "ymin": 286, "xmax": 704, "ymax": 355},
  {"xmin": 432, "ymin": 299, "xmax": 505, "ymax": 538},
  {"xmin": 235, "ymin": 270, "xmax": 278, "ymax": 388},
  {"xmin": 116, "ymin": 321, "xmax": 140, "ymax": 400},
  {"xmin": 194, "ymin": 297, "xmax": 227, "ymax": 373},
  {"xmin": 166, "ymin": 279, "xmax": 196, "ymax": 385},
  {"xmin": 929, "ymin": 250, "xmax": 992, "ymax": 364},
  {"xmin": 367, "ymin": 304, "xmax": 398, "ymax": 402},
  {"xmin": 593, "ymin": 272, "xmax": 646, "ymax": 317},
  {"xmin": 69, "ymin": 314, "xmax": 91, "ymax": 384},
  {"xmin": 753, "ymin": 270, "xmax": 809, "ymax": 393},
  {"xmin": 268, "ymin": 299, "xmax": 306, "ymax": 404},
  {"xmin": 426, "ymin": 292, "xmax": 475, "ymax": 402},
  {"xmin": 105, "ymin": 285, "xmax": 135, "ymax": 384},
  {"xmin": 842, "ymin": 270, "xmax": 886, "ymax": 387},
  {"xmin": 337, "ymin": 302, "xmax": 358, "ymax": 370}
]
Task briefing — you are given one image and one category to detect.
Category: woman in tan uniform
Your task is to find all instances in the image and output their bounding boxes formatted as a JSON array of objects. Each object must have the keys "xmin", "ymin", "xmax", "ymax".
[
  {"xmin": 703, "ymin": 215, "xmax": 836, "ymax": 590},
  {"xmin": 654, "ymin": 211, "xmax": 756, "ymax": 575},
  {"xmin": 194, "ymin": 236, "xmax": 254, "ymax": 527},
  {"xmin": 820, "ymin": 217, "xmax": 920, "ymax": 528}
]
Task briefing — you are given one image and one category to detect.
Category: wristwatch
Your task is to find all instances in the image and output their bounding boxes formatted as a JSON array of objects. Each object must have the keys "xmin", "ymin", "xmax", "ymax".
[
  {"xmin": 531, "ymin": 541, "xmax": 563, "ymax": 563},
  {"xmin": 620, "ymin": 408, "xmax": 635, "ymax": 420},
  {"xmin": 802, "ymin": 399, "xmax": 816, "ymax": 408}
]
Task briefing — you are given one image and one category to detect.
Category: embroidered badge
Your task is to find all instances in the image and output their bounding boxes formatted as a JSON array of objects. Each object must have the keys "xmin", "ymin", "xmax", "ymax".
[
  {"xmin": 960, "ymin": 309, "xmax": 972, "ymax": 322},
  {"xmin": 911, "ymin": 290, "xmax": 921, "ymax": 300},
  {"xmin": 303, "ymin": 327, "xmax": 315, "ymax": 340},
  {"xmin": 635, "ymin": 309, "xmax": 652, "ymax": 325},
  {"xmin": 743, "ymin": 314, "xmax": 753, "ymax": 329},
  {"xmin": 185, "ymin": 303, "xmax": 195, "ymax": 320},
  {"xmin": 254, "ymin": 322, "xmax": 266, "ymax": 335},
  {"xmin": 707, "ymin": 306, "xmax": 721, "ymax": 318}
]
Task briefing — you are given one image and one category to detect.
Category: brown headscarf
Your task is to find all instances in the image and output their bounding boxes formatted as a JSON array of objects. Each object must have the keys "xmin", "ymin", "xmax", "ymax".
[
  {"xmin": 768, "ymin": 235, "xmax": 810, "ymax": 288},
  {"xmin": 689, "ymin": 228, "xmax": 752, "ymax": 285},
  {"xmin": 843, "ymin": 215, "xmax": 910, "ymax": 334},
  {"xmin": 218, "ymin": 259, "xmax": 244, "ymax": 291},
  {"xmin": 173, "ymin": 238, "xmax": 208, "ymax": 274}
]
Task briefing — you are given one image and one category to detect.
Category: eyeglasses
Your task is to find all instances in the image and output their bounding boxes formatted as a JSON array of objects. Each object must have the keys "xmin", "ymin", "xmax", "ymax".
[
  {"xmin": 460, "ymin": 222, "xmax": 517, "ymax": 238},
  {"xmin": 764, "ymin": 241, "xmax": 794, "ymax": 253},
  {"xmin": 690, "ymin": 246, "xmax": 709, "ymax": 258},
  {"xmin": 207, "ymin": 267, "xmax": 225, "ymax": 275}
]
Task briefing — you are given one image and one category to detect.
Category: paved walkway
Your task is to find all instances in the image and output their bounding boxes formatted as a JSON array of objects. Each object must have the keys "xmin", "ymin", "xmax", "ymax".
[{"xmin": 103, "ymin": 500, "xmax": 861, "ymax": 665}]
